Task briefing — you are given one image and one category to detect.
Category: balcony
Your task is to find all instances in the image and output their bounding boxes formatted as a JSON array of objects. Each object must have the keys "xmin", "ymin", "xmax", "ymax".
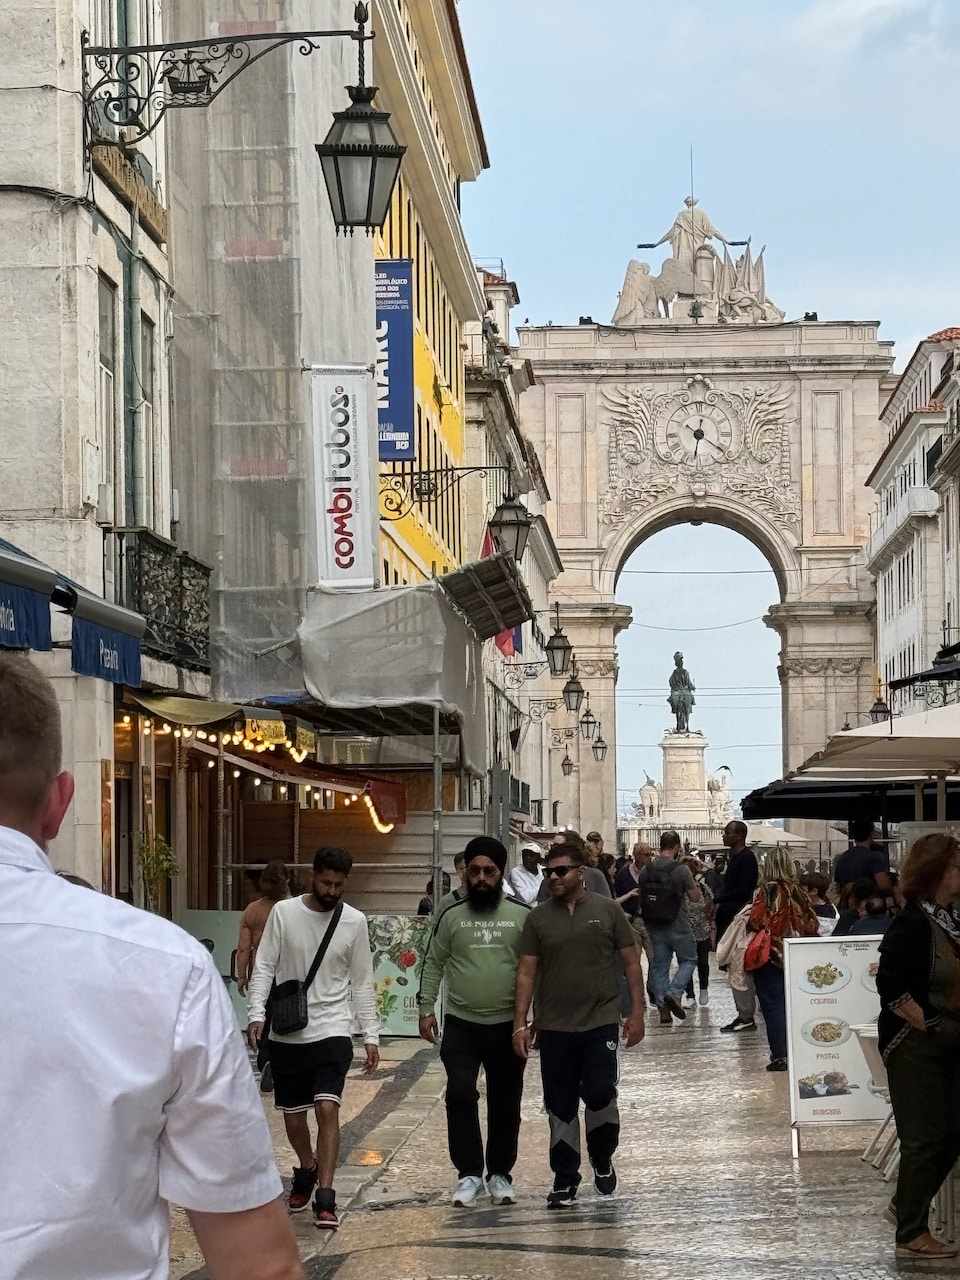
[
  {"xmin": 866, "ymin": 487, "xmax": 940, "ymax": 570},
  {"xmin": 114, "ymin": 529, "xmax": 211, "ymax": 671}
]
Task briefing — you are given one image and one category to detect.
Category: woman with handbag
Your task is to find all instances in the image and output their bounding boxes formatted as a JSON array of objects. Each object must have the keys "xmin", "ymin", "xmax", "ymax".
[
  {"xmin": 876, "ymin": 833, "xmax": 960, "ymax": 1259},
  {"xmin": 745, "ymin": 848, "xmax": 818, "ymax": 1072}
]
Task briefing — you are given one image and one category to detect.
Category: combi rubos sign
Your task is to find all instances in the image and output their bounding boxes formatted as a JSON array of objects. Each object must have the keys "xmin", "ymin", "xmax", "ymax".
[{"xmin": 312, "ymin": 364, "xmax": 374, "ymax": 589}]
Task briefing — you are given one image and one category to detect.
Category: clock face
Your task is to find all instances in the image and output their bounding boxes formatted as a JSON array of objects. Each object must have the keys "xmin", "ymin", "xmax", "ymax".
[{"xmin": 660, "ymin": 404, "xmax": 733, "ymax": 464}]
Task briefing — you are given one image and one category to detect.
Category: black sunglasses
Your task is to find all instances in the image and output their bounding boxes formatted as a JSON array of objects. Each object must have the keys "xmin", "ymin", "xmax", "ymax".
[{"xmin": 544, "ymin": 864, "xmax": 578, "ymax": 878}]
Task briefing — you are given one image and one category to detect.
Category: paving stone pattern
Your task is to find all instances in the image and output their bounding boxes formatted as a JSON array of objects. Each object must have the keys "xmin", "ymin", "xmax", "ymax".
[{"xmin": 311, "ymin": 979, "xmax": 958, "ymax": 1280}]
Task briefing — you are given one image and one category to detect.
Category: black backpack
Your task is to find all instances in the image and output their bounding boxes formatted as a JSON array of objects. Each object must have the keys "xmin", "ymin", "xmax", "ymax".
[{"xmin": 639, "ymin": 864, "xmax": 683, "ymax": 924}]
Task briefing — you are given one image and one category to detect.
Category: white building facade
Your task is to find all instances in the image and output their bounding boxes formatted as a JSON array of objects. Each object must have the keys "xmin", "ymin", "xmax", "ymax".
[{"xmin": 867, "ymin": 329, "xmax": 960, "ymax": 714}]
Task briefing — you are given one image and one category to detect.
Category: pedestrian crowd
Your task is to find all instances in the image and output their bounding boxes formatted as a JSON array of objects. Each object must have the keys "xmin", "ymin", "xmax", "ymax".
[{"xmin": 3, "ymin": 647, "xmax": 945, "ymax": 1274}]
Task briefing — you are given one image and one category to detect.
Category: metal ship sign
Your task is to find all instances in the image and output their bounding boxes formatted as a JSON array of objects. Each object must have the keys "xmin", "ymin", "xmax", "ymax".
[{"xmin": 312, "ymin": 364, "xmax": 375, "ymax": 588}]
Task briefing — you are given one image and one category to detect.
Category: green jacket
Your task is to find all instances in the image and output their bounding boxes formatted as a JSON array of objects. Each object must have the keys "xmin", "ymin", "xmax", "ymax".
[{"xmin": 417, "ymin": 895, "xmax": 530, "ymax": 1024}]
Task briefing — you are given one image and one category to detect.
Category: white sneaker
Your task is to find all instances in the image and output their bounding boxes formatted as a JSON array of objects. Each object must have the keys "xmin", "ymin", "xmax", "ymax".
[
  {"xmin": 451, "ymin": 1175, "xmax": 485, "ymax": 1207},
  {"xmin": 698, "ymin": 990, "xmax": 709, "ymax": 1006},
  {"xmin": 487, "ymin": 1174, "xmax": 516, "ymax": 1205}
]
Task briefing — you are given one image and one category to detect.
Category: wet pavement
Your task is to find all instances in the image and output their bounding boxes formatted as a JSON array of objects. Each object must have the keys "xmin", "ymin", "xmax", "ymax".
[{"xmin": 173, "ymin": 970, "xmax": 960, "ymax": 1280}]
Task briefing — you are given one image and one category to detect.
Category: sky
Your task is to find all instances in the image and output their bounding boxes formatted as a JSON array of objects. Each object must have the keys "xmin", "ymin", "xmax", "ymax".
[{"xmin": 455, "ymin": 0, "xmax": 960, "ymax": 818}]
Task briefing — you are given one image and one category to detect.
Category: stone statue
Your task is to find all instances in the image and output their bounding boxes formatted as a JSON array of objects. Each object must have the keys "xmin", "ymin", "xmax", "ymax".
[
  {"xmin": 642, "ymin": 196, "xmax": 737, "ymax": 278},
  {"xmin": 667, "ymin": 650, "xmax": 695, "ymax": 733},
  {"xmin": 612, "ymin": 260, "xmax": 661, "ymax": 325}
]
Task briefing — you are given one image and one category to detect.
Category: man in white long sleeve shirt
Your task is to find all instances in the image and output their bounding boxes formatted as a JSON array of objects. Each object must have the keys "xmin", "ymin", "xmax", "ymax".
[{"xmin": 247, "ymin": 846, "xmax": 379, "ymax": 1230}]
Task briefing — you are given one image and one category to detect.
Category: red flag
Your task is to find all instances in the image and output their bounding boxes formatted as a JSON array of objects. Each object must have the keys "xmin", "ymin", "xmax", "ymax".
[{"xmin": 483, "ymin": 526, "xmax": 518, "ymax": 654}]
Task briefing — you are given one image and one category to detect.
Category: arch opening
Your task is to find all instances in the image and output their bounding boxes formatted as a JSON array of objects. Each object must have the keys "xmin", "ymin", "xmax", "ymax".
[{"xmin": 614, "ymin": 523, "xmax": 783, "ymax": 840}]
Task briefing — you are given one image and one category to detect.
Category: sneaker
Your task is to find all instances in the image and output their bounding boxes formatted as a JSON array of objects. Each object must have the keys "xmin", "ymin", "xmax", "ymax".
[
  {"xmin": 547, "ymin": 1183, "xmax": 579, "ymax": 1210},
  {"xmin": 698, "ymin": 990, "xmax": 709, "ymax": 1006},
  {"xmin": 684, "ymin": 993, "xmax": 697, "ymax": 1007},
  {"xmin": 288, "ymin": 1164, "xmax": 318, "ymax": 1213},
  {"xmin": 664, "ymin": 993, "xmax": 686, "ymax": 1021},
  {"xmin": 766, "ymin": 1057, "xmax": 789, "ymax": 1072},
  {"xmin": 594, "ymin": 1165, "xmax": 617, "ymax": 1196},
  {"xmin": 720, "ymin": 1017, "xmax": 756, "ymax": 1033},
  {"xmin": 258, "ymin": 1062, "xmax": 274, "ymax": 1094},
  {"xmin": 487, "ymin": 1174, "xmax": 515, "ymax": 1205},
  {"xmin": 451, "ymin": 1175, "xmax": 485, "ymax": 1207},
  {"xmin": 312, "ymin": 1193, "xmax": 340, "ymax": 1230},
  {"xmin": 658, "ymin": 1007, "xmax": 673, "ymax": 1025}
]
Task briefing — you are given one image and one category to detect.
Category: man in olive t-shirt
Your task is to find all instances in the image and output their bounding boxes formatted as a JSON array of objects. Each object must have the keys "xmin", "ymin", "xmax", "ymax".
[{"xmin": 513, "ymin": 842, "xmax": 644, "ymax": 1210}]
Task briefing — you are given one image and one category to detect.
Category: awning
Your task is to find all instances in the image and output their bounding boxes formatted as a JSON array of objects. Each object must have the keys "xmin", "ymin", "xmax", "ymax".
[
  {"xmin": 438, "ymin": 551, "xmax": 535, "ymax": 640},
  {"xmin": 0, "ymin": 541, "xmax": 57, "ymax": 651},
  {"xmin": 743, "ymin": 777, "xmax": 960, "ymax": 823},
  {"xmin": 0, "ymin": 536, "xmax": 145, "ymax": 684}
]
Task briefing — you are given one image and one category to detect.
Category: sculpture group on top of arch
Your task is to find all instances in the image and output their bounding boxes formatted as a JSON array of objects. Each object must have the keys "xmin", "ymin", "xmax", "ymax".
[{"xmin": 612, "ymin": 196, "xmax": 785, "ymax": 326}]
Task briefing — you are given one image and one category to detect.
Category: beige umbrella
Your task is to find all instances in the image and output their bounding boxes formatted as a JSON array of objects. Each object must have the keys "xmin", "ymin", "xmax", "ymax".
[
  {"xmin": 790, "ymin": 704, "xmax": 960, "ymax": 820},
  {"xmin": 745, "ymin": 821, "xmax": 808, "ymax": 847}
]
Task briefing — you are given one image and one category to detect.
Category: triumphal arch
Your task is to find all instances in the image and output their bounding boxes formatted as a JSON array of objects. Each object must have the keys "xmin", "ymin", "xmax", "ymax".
[{"xmin": 517, "ymin": 196, "xmax": 894, "ymax": 837}]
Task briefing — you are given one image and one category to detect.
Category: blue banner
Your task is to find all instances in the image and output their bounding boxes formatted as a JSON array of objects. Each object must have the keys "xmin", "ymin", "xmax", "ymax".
[
  {"xmin": 375, "ymin": 259, "xmax": 415, "ymax": 461},
  {"xmin": 0, "ymin": 581, "xmax": 51, "ymax": 651},
  {"xmin": 72, "ymin": 617, "xmax": 142, "ymax": 686}
]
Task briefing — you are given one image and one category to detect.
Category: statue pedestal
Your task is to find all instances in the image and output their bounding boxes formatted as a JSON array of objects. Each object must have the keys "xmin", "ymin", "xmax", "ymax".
[{"xmin": 659, "ymin": 730, "xmax": 711, "ymax": 826}]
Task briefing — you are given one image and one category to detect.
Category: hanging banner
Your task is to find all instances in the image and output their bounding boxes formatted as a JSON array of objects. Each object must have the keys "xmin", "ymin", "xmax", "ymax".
[
  {"xmin": 375, "ymin": 259, "xmax": 415, "ymax": 461},
  {"xmin": 311, "ymin": 364, "xmax": 375, "ymax": 589},
  {"xmin": 784, "ymin": 936, "xmax": 887, "ymax": 1148}
]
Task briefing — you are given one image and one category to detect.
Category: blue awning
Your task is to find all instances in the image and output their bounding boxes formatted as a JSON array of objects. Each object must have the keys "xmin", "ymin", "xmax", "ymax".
[
  {"xmin": 0, "ymin": 542, "xmax": 57, "ymax": 651},
  {"xmin": 0, "ymin": 536, "xmax": 145, "ymax": 685}
]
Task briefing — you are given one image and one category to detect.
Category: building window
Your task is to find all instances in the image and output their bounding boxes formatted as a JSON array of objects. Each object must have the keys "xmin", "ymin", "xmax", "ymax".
[
  {"xmin": 98, "ymin": 274, "xmax": 118, "ymax": 521},
  {"xmin": 140, "ymin": 313, "xmax": 156, "ymax": 527}
]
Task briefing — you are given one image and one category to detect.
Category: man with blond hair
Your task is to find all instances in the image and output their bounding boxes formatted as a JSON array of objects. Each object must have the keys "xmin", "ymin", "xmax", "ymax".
[{"xmin": 0, "ymin": 654, "xmax": 303, "ymax": 1280}]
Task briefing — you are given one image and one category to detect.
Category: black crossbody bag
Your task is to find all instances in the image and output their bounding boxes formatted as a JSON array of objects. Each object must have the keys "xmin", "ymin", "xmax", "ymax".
[{"xmin": 271, "ymin": 902, "xmax": 344, "ymax": 1036}]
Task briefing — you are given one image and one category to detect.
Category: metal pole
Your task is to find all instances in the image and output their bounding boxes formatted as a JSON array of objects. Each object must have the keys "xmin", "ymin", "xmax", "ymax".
[
  {"xmin": 216, "ymin": 735, "xmax": 226, "ymax": 909},
  {"xmin": 432, "ymin": 705, "xmax": 443, "ymax": 907}
]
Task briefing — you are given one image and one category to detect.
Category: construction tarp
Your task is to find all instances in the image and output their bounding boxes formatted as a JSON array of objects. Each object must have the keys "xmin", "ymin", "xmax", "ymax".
[{"xmin": 297, "ymin": 580, "xmax": 486, "ymax": 773}]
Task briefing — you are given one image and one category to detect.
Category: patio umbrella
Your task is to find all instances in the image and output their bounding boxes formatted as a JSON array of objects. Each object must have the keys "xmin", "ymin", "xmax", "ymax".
[{"xmin": 745, "ymin": 821, "xmax": 808, "ymax": 847}]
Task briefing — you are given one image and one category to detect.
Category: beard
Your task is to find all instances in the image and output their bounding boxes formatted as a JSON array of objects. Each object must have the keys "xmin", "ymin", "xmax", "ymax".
[
  {"xmin": 466, "ymin": 880, "xmax": 502, "ymax": 910},
  {"xmin": 312, "ymin": 890, "xmax": 340, "ymax": 911}
]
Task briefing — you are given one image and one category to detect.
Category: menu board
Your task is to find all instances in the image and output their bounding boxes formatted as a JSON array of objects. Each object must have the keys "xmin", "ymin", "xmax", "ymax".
[
  {"xmin": 784, "ymin": 936, "xmax": 887, "ymax": 1130},
  {"xmin": 366, "ymin": 914, "xmax": 435, "ymax": 1036}
]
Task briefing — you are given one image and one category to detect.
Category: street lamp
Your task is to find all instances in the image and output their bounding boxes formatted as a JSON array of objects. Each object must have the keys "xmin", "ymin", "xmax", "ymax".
[
  {"xmin": 868, "ymin": 695, "xmax": 892, "ymax": 725},
  {"xmin": 82, "ymin": 4, "xmax": 403, "ymax": 234},
  {"xmin": 562, "ymin": 660, "xmax": 584, "ymax": 714},
  {"xmin": 488, "ymin": 490, "xmax": 534, "ymax": 562},
  {"xmin": 592, "ymin": 728, "xmax": 608, "ymax": 764},
  {"xmin": 561, "ymin": 749, "xmax": 575, "ymax": 777},
  {"xmin": 579, "ymin": 694, "xmax": 597, "ymax": 742},
  {"xmin": 545, "ymin": 603, "xmax": 573, "ymax": 678}
]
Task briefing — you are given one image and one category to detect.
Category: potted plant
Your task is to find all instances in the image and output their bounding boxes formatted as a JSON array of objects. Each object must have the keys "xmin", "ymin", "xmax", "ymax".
[{"xmin": 136, "ymin": 832, "xmax": 179, "ymax": 914}]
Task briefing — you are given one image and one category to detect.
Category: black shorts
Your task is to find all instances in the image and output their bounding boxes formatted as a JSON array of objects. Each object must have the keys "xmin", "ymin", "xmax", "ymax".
[{"xmin": 269, "ymin": 1037, "xmax": 354, "ymax": 1112}]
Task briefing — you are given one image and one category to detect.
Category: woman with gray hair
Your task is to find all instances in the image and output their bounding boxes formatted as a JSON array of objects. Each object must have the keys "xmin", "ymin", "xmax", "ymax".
[{"xmin": 746, "ymin": 848, "xmax": 818, "ymax": 1071}]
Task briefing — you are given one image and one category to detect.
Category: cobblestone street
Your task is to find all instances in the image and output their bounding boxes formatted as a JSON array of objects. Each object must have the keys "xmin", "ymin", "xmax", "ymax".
[{"xmin": 177, "ymin": 973, "xmax": 960, "ymax": 1280}]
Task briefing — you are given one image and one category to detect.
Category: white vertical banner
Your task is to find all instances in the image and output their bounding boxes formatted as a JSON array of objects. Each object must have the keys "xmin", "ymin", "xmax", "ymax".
[{"xmin": 311, "ymin": 364, "xmax": 375, "ymax": 589}]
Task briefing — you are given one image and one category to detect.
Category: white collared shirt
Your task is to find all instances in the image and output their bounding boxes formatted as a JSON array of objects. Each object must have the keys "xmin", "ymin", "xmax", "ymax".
[{"xmin": 0, "ymin": 826, "xmax": 281, "ymax": 1280}]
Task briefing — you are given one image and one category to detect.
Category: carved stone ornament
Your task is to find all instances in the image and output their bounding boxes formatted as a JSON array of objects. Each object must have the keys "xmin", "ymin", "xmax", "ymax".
[
  {"xmin": 528, "ymin": 698, "xmax": 561, "ymax": 721},
  {"xmin": 576, "ymin": 658, "xmax": 618, "ymax": 678},
  {"xmin": 601, "ymin": 375, "xmax": 800, "ymax": 533},
  {"xmin": 779, "ymin": 655, "xmax": 865, "ymax": 677}
]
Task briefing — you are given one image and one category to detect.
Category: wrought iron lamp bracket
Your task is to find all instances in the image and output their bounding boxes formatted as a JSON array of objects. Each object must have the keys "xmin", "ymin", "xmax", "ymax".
[
  {"xmin": 527, "ymin": 698, "xmax": 561, "ymax": 721},
  {"xmin": 81, "ymin": 18, "xmax": 370, "ymax": 153},
  {"xmin": 379, "ymin": 466, "xmax": 508, "ymax": 521}
]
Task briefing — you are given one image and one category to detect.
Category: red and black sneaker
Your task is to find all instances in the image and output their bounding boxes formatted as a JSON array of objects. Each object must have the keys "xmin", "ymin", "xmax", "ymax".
[
  {"xmin": 288, "ymin": 1164, "xmax": 318, "ymax": 1213},
  {"xmin": 313, "ymin": 1189, "xmax": 340, "ymax": 1230}
]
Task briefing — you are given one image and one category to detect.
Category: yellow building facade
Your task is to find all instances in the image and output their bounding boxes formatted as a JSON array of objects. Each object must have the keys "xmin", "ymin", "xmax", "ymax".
[{"xmin": 374, "ymin": 0, "xmax": 489, "ymax": 583}]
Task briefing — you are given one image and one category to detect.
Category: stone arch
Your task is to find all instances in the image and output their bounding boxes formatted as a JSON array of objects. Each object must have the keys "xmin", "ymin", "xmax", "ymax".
[
  {"xmin": 516, "ymin": 317, "xmax": 890, "ymax": 840},
  {"xmin": 599, "ymin": 492, "xmax": 799, "ymax": 605}
]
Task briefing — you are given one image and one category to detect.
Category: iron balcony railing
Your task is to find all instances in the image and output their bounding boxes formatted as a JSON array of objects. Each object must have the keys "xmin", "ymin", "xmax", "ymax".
[{"xmin": 114, "ymin": 528, "xmax": 211, "ymax": 671}]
